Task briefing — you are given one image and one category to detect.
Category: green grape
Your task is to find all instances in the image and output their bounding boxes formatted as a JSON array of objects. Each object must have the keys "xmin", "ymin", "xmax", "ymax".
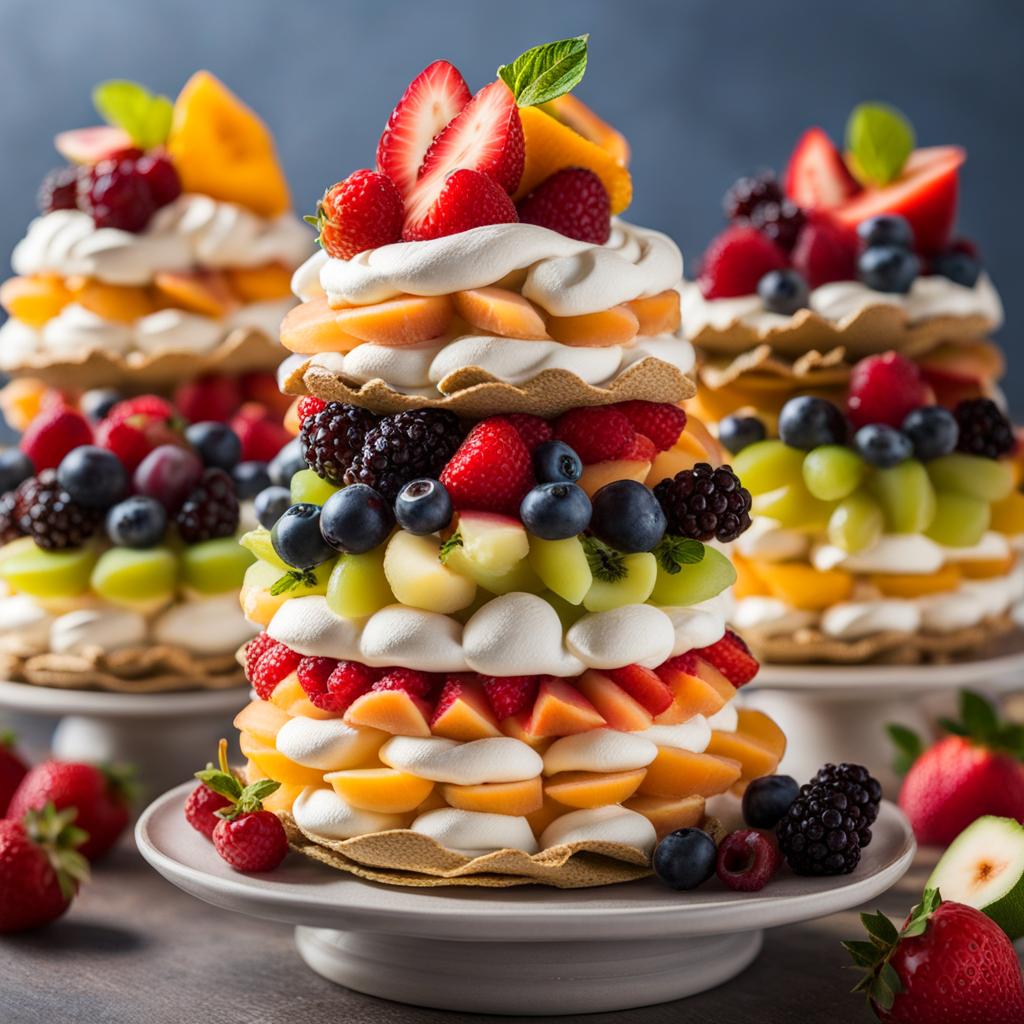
[
  {"xmin": 91, "ymin": 547, "xmax": 178, "ymax": 607},
  {"xmin": 239, "ymin": 528, "xmax": 286, "ymax": 570},
  {"xmin": 326, "ymin": 546, "xmax": 394, "ymax": 618},
  {"xmin": 752, "ymin": 481, "xmax": 833, "ymax": 529},
  {"xmin": 926, "ymin": 454, "xmax": 1014, "ymax": 503},
  {"xmin": 802, "ymin": 445, "xmax": 866, "ymax": 501},
  {"xmin": 650, "ymin": 545, "xmax": 736, "ymax": 606},
  {"xmin": 0, "ymin": 539, "xmax": 97, "ymax": 599},
  {"xmin": 868, "ymin": 460, "xmax": 936, "ymax": 533},
  {"xmin": 828, "ymin": 492, "xmax": 884, "ymax": 553},
  {"xmin": 181, "ymin": 538, "xmax": 255, "ymax": 594},
  {"xmin": 290, "ymin": 468, "xmax": 340, "ymax": 507},
  {"xmin": 732, "ymin": 440, "xmax": 806, "ymax": 496},
  {"xmin": 925, "ymin": 491, "xmax": 991, "ymax": 548},
  {"xmin": 529, "ymin": 536, "xmax": 592, "ymax": 605}
]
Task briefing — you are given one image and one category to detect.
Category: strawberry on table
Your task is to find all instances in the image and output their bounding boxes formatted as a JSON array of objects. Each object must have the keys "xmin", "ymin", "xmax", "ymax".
[
  {"xmin": 0, "ymin": 731, "xmax": 28, "ymax": 816},
  {"xmin": 440, "ymin": 417, "xmax": 534, "ymax": 516},
  {"xmin": 308, "ymin": 169, "xmax": 404, "ymax": 260}
]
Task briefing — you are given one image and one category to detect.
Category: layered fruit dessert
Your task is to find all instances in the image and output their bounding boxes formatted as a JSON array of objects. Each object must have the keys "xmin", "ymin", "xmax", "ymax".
[
  {"xmin": 230, "ymin": 39, "xmax": 785, "ymax": 884},
  {"xmin": 0, "ymin": 393, "xmax": 294, "ymax": 691},
  {"xmin": 0, "ymin": 72, "xmax": 309, "ymax": 393}
]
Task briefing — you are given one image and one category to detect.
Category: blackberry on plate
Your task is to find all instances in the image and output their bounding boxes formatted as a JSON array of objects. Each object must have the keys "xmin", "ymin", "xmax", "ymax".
[
  {"xmin": 0, "ymin": 491, "xmax": 23, "ymax": 544},
  {"xmin": 723, "ymin": 171, "xmax": 784, "ymax": 221},
  {"xmin": 345, "ymin": 409, "xmax": 464, "ymax": 502},
  {"xmin": 175, "ymin": 468, "xmax": 239, "ymax": 543},
  {"xmin": 776, "ymin": 762, "xmax": 881, "ymax": 877},
  {"xmin": 14, "ymin": 470, "xmax": 101, "ymax": 551},
  {"xmin": 654, "ymin": 463, "xmax": 752, "ymax": 543},
  {"xmin": 954, "ymin": 398, "xmax": 1015, "ymax": 460},
  {"xmin": 299, "ymin": 402, "xmax": 379, "ymax": 485}
]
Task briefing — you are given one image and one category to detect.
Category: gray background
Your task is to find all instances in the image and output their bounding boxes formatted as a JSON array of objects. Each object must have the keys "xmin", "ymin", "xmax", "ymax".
[{"xmin": 0, "ymin": 0, "xmax": 1019, "ymax": 407}]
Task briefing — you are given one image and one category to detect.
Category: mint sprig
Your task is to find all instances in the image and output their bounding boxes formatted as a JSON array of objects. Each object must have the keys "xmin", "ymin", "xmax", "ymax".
[
  {"xmin": 195, "ymin": 739, "xmax": 280, "ymax": 821},
  {"xmin": 654, "ymin": 535, "xmax": 705, "ymax": 576},
  {"xmin": 93, "ymin": 79, "xmax": 173, "ymax": 150},
  {"xmin": 270, "ymin": 569, "xmax": 319, "ymax": 596},
  {"xmin": 498, "ymin": 35, "xmax": 589, "ymax": 108},
  {"xmin": 845, "ymin": 102, "xmax": 914, "ymax": 187}
]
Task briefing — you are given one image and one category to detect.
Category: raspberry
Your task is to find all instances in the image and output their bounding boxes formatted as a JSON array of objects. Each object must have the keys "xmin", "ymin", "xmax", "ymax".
[
  {"xmin": 621, "ymin": 433, "xmax": 657, "ymax": 461},
  {"xmin": 516, "ymin": 167, "xmax": 611, "ymax": 244},
  {"xmin": 94, "ymin": 419, "xmax": 152, "ymax": 474},
  {"xmin": 439, "ymin": 417, "xmax": 534, "ymax": 516},
  {"xmin": 553, "ymin": 407, "xmax": 635, "ymax": 465},
  {"xmin": 481, "ymin": 675, "xmax": 538, "ymax": 720},
  {"xmin": 250, "ymin": 644, "xmax": 301, "ymax": 701},
  {"xmin": 716, "ymin": 829, "xmax": 780, "ymax": 891},
  {"xmin": 776, "ymin": 763, "xmax": 881, "ymax": 876},
  {"xmin": 312, "ymin": 169, "xmax": 405, "ymax": 260},
  {"xmin": 372, "ymin": 668, "xmax": 435, "ymax": 698},
  {"xmin": 954, "ymin": 398, "xmax": 1015, "ymax": 460},
  {"xmin": 723, "ymin": 172, "xmax": 785, "ymax": 221},
  {"xmin": 105, "ymin": 396, "xmax": 177, "ymax": 425},
  {"xmin": 300, "ymin": 402, "xmax": 379, "ymax": 485},
  {"xmin": 243, "ymin": 633, "xmax": 280, "ymax": 683},
  {"xmin": 654, "ymin": 464, "xmax": 752, "ymax": 543},
  {"xmin": 184, "ymin": 783, "xmax": 232, "ymax": 839},
  {"xmin": 175, "ymin": 468, "xmax": 239, "ymax": 543},
  {"xmin": 0, "ymin": 492, "xmax": 23, "ymax": 544},
  {"xmin": 134, "ymin": 154, "xmax": 182, "ymax": 208},
  {"xmin": 697, "ymin": 226, "xmax": 788, "ymax": 300},
  {"xmin": 348, "ymin": 409, "xmax": 464, "ymax": 502},
  {"xmin": 791, "ymin": 214, "xmax": 858, "ymax": 288},
  {"xmin": 296, "ymin": 657, "xmax": 342, "ymax": 707},
  {"xmin": 77, "ymin": 156, "xmax": 157, "ymax": 232},
  {"xmin": 846, "ymin": 352, "xmax": 932, "ymax": 430},
  {"xmin": 747, "ymin": 199, "xmax": 806, "ymax": 253},
  {"xmin": 213, "ymin": 810, "xmax": 288, "ymax": 873},
  {"xmin": 296, "ymin": 396, "xmax": 327, "ymax": 421},
  {"xmin": 37, "ymin": 166, "xmax": 79, "ymax": 214},
  {"xmin": 504, "ymin": 413, "xmax": 553, "ymax": 452},
  {"xmin": 19, "ymin": 406, "xmax": 93, "ymax": 471},
  {"xmin": 308, "ymin": 660, "xmax": 377, "ymax": 713},
  {"xmin": 615, "ymin": 401, "xmax": 687, "ymax": 452},
  {"xmin": 231, "ymin": 405, "xmax": 291, "ymax": 464},
  {"xmin": 697, "ymin": 630, "xmax": 759, "ymax": 687},
  {"xmin": 14, "ymin": 471, "xmax": 101, "ymax": 551}
]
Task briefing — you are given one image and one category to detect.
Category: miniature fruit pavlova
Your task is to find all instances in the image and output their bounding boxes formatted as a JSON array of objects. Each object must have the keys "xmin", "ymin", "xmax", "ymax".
[
  {"xmin": 227, "ymin": 38, "xmax": 787, "ymax": 888},
  {"xmin": 0, "ymin": 72, "xmax": 310, "ymax": 392},
  {"xmin": 0, "ymin": 394, "xmax": 293, "ymax": 691}
]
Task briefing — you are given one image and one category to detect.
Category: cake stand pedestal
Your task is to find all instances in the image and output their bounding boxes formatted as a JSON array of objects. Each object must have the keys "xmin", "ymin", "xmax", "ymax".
[
  {"xmin": 137, "ymin": 783, "xmax": 915, "ymax": 1016},
  {"xmin": 746, "ymin": 632, "xmax": 1024, "ymax": 796},
  {"xmin": 0, "ymin": 680, "xmax": 249, "ymax": 794}
]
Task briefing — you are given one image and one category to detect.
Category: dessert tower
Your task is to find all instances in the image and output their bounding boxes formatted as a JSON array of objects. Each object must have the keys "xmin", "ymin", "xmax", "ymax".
[{"xmin": 232, "ymin": 39, "xmax": 785, "ymax": 880}]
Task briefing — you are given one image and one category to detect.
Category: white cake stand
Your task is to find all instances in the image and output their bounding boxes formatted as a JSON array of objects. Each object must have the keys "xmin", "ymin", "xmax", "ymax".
[
  {"xmin": 0, "ymin": 680, "xmax": 249, "ymax": 794},
  {"xmin": 137, "ymin": 782, "xmax": 915, "ymax": 1015},
  {"xmin": 745, "ymin": 630, "xmax": 1024, "ymax": 795}
]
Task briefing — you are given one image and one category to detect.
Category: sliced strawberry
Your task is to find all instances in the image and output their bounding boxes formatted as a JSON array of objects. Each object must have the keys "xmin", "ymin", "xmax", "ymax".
[
  {"xmin": 832, "ymin": 146, "xmax": 965, "ymax": 254},
  {"xmin": 697, "ymin": 226, "xmax": 788, "ymax": 300},
  {"xmin": 791, "ymin": 214, "xmax": 858, "ymax": 288},
  {"xmin": 481, "ymin": 675, "xmax": 538, "ymax": 720},
  {"xmin": 376, "ymin": 60, "xmax": 471, "ymax": 199},
  {"xmin": 697, "ymin": 631, "xmax": 759, "ymax": 687},
  {"xmin": 403, "ymin": 168, "xmax": 518, "ymax": 243},
  {"xmin": 783, "ymin": 127, "xmax": 860, "ymax": 210},
  {"xmin": 608, "ymin": 665, "xmax": 673, "ymax": 715}
]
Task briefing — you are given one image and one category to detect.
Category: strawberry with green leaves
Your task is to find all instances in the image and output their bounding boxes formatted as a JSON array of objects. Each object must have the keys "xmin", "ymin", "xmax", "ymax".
[{"xmin": 0, "ymin": 731, "xmax": 28, "ymax": 816}]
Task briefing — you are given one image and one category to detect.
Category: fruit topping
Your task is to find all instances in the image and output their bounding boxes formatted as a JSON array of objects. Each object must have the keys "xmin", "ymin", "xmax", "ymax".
[
  {"xmin": 553, "ymin": 406, "xmax": 635, "ymax": 465},
  {"xmin": 654, "ymin": 463, "xmax": 752, "ymax": 543},
  {"xmin": 847, "ymin": 352, "xmax": 931, "ymax": 430},
  {"xmin": 20, "ymin": 406, "xmax": 93, "ymax": 472},
  {"xmin": 724, "ymin": 170, "xmax": 806, "ymax": 252},
  {"xmin": 37, "ymin": 166, "xmax": 79, "ymax": 214},
  {"xmin": 698, "ymin": 630, "xmax": 759, "ymax": 687},
  {"xmin": 394, "ymin": 478, "xmax": 453, "ymax": 535},
  {"xmin": 174, "ymin": 468, "xmax": 238, "ymax": 543},
  {"xmin": 308, "ymin": 169, "xmax": 404, "ymax": 260},
  {"xmin": 481, "ymin": 675, "xmax": 538, "ymax": 720},
  {"xmin": 718, "ymin": 415, "xmax": 766, "ymax": 455},
  {"xmin": 697, "ymin": 225, "xmax": 788, "ymax": 300},
  {"xmin": 76, "ymin": 155, "xmax": 158, "ymax": 232},
  {"xmin": 783, "ymin": 127, "xmax": 860, "ymax": 210},
  {"xmin": 901, "ymin": 406, "xmax": 959, "ymax": 461},
  {"xmin": 857, "ymin": 243, "xmax": 920, "ymax": 294},
  {"xmin": 532, "ymin": 440, "xmax": 583, "ymax": 485},
  {"xmin": 516, "ymin": 166, "xmax": 610, "ymax": 244},
  {"xmin": 14, "ymin": 471, "xmax": 101, "ymax": 551},
  {"xmin": 790, "ymin": 214, "xmax": 858, "ymax": 289},
  {"xmin": 271, "ymin": 503, "xmax": 336, "ymax": 573},
  {"xmin": 453, "ymin": 287, "xmax": 549, "ymax": 340},
  {"xmin": 55, "ymin": 445, "xmax": 127, "ymax": 509},
  {"xmin": 504, "ymin": 413, "xmax": 553, "ymax": 452},
  {"xmin": 852, "ymin": 424, "xmax": 913, "ymax": 469},
  {"xmin": 299, "ymin": 402, "xmax": 380, "ymax": 486},
  {"xmin": 652, "ymin": 826, "xmax": 718, "ymax": 891},
  {"xmin": 857, "ymin": 213, "xmax": 915, "ymax": 249},
  {"xmin": 589, "ymin": 480, "xmax": 667, "ymax": 553},
  {"xmin": 953, "ymin": 398, "xmax": 1015, "ymax": 460},
  {"xmin": 716, "ymin": 829, "xmax": 780, "ymax": 892},
  {"xmin": 616, "ymin": 401, "xmax": 687, "ymax": 453},
  {"xmin": 932, "ymin": 244, "xmax": 982, "ymax": 287},
  {"xmin": 249, "ymin": 643, "xmax": 301, "ymax": 702},
  {"xmin": 320, "ymin": 484, "xmax": 394, "ymax": 554},
  {"xmin": 742, "ymin": 774, "xmax": 799, "ymax": 829},
  {"xmin": 520, "ymin": 482, "xmax": 591, "ymax": 540},
  {"xmin": 134, "ymin": 444, "xmax": 204, "ymax": 513},
  {"xmin": 439, "ymin": 417, "xmax": 533, "ymax": 517},
  {"xmin": 757, "ymin": 268, "xmax": 809, "ymax": 315},
  {"xmin": 104, "ymin": 496, "xmax": 166, "ymax": 548}
]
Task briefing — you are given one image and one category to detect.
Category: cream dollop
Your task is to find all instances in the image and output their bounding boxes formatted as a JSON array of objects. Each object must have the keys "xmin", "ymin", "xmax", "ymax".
[
  {"xmin": 640, "ymin": 716, "xmax": 712, "ymax": 752},
  {"xmin": 276, "ymin": 717, "xmax": 385, "ymax": 771},
  {"xmin": 565, "ymin": 605, "xmax": 676, "ymax": 669},
  {"xmin": 292, "ymin": 786, "xmax": 409, "ymax": 839},
  {"xmin": 49, "ymin": 608, "xmax": 147, "ymax": 655},
  {"xmin": 380, "ymin": 736, "xmax": 543, "ymax": 786},
  {"xmin": 542, "ymin": 730, "xmax": 658, "ymax": 776},
  {"xmin": 736, "ymin": 519, "xmax": 811, "ymax": 563},
  {"xmin": 814, "ymin": 532, "xmax": 1011, "ymax": 575},
  {"xmin": 539, "ymin": 806, "xmax": 656, "ymax": 854},
  {"xmin": 821, "ymin": 599, "xmax": 921, "ymax": 639},
  {"xmin": 0, "ymin": 595, "xmax": 54, "ymax": 651},
  {"xmin": 154, "ymin": 593, "xmax": 258, "ymax": 655},
  {"xmin": 410, "ymin": 807, "xmax": 538, "ymax": 856},
  {"xmin": 731, "ymin": 596, "xmax": 817, "ymax": 636},
  {"xmin": 706, "ymin": 703, "xmax": 739, "ymax": 733},
  {"xmin": 358, "ymin": 605, "xmax": 466, "ymax": 672}
]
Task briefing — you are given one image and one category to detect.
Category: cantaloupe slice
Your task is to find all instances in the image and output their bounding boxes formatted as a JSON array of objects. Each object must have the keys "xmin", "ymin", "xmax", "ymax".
[
  {"xmin": 526, "ymin": 795, "xmax": 568, "ymax": 838},
  {"xmin": 67, "ymin": 278, "xmax": 154, "ymax": 323},
  {"xmin": 243, "ymin": 758, "xmax": 304, "ymax": 813},
  {"xmin": 0, "ymin": 275, "xmax": 71, "ymax": 327},
  {"xmin": 753, "ymin": 562, "xmax": 854, "ymax": 611},
  {"xmin": 957, "ymin": 554, "xmax": 1016, "ymax": 579},
  {"xmin": 579, "ymin": 459, "xmax": 652, "ymax": 498},
  {"xmin": 238, "ymin": 732, "xmax": 326, "ymax": 787},
  {"xmin": 326, "ymin": 767, "xmax": 435, "ymax": 814},
  {"xmin": 735, "ymin": 709, "xmax": 787, "ymax": 760},
  {"xmin": 732, "ymin": 553, "xmax": 771, "ymax": 599},
  {"xmin": 528, "ymin": 678, "xmax": 606, "ymax": 737},
  {"xmin": 442, "ymin": 777, "xmax": 543, "ymax": 816},
  {"xmin": 268, "ymin": 673, "xmax": 336, "ymax": 721},
  {"xmin": 499, "ymin": 712, "xmax": 554, "ymax": 753},
  {"xmin": 544, "ymin": 94, "xmax": 631, "ymax": 168},
  {"xmin": 575, "ymin": 670, "xmax": 653, "ymax": 732},
  {"xmin": 431, "ymin": 680, "xmax": 502, "ymax": 741},
  {"xmin": 280, "ymin": 296, "xmax": 362, "ymax": 354},
  {"xmin": 654, "ymin": 659, "xmax": 736, "ymax": 724},
  {"xmin": 625, "ymin": 290, "xmax": 681, "ymax": 336},
  {"xmin": 705, "ymin": 731, "xmax": 780, "ymax": 784},
  {"xmin": 227, "ymin": 263, "xmax": 294, "ymax": 302},
  {"xmin": 870, "ymin": 564, "xmax": 962, "ymax": 598},
  {"xmin": 637, "ymin": 748, "xmax": 742, "ymax": 799},
  {"xmin": 546, "ymin": 306, "xmax": 639, "ymax": 347},
  {"xmin": 453, "ymin": 287, "xmax": 550, "ymax": 340},
  {"xmin": 334, "ymin": 295, "xmax": 453, "ymax": 347},
  {"xmin": 545, "ymin": 769, "xmax": 646, "ymax": 809},
  {"xmin": 624, "ymin": 794, "xmax": 705, "ymax": 838},
  {"xmin": 154, "ymin": 270, "xmax": 238, "ymax": 318},
  {"xmin": 344, "ymin": 689, "xmax": 432, "ymax": 737},
  {"xmin": 233, "ymin": 699, "xmax": 291, "ymax": 746}
]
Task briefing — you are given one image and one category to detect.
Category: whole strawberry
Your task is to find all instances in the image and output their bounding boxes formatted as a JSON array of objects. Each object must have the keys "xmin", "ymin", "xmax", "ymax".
[
  {"xmin": 184, "ymin": 740, "xmax": 235, "ymax": 839},
  {"xmin": 0, "ymin": 805, "xmax": 89, "ymax": 933},
  {"xmin": 845, "ymin": 888, "xmax": 1024, "ymax": 1023},
  {"xmin": 308, "ymin": 169, "xmax": 404, "ymax": 260},
  {"xmin": 517, "ymin": 167, "xmax": 610, "ymax": 244},
  {"xmin": 0, "ymin": 732, "xmax": 28, "ymax": 815},
  {"xmin": 19, "ymin": 405, "xmax": 93, "ymax": 471},
  {"xmin": 893, "ymin": 690, "xmax": 1024, "ymax": 846},
  {"xmin": 440, "ymin": 417, "xmax": 534, "ymax": 516},
  {"xmin": 8, "ymin": 760, "xmax": 135, "ymax": 862}
]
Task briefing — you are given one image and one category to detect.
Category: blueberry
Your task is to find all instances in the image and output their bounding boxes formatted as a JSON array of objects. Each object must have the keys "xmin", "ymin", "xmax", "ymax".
[
  {"xmin": 80, "ymin": 388, "xmax": 123, "ymax": 422},
  {"xmin": 185, "ymin": 421, "xmax": 242, "ymax": 471},
  {"xmin": 757, "ymin": 269, "xmax": 809, "ymax": 315},
  {"xmin": 271, "ymin": 503, "xmax": 336, "ymax": 570},
  {"xmin": 56, "ymin": 445, "xmax": 128, "ymax": 508},
  {"xmin": 719, "ymin": 415, "xmax": 767, "ymax": 455},
  {"xmin": 254, "ymin": 485, "xmax": 292, "ymax": 530},
  {"xmin": 652, "ymin": 828, "xmax": 718, "ymax": 891},
  {"xmin": 901, "ymin": 406, "xmax": 959, "ymax": 461},
  {"xmin": 742, "ymin": 774, "xmax": 800, "ymax": 829},
  {"xmin": 589, "ymin": 480, "xmax": 667, "ymax": 553},
  {"xmin": 232, "ymin": 461, "xmax": 272, "ymax": 500},
  {"xmin": 858, "ymin": 245, "xmax": 920, "ymax": 294},
  {"xmin": 778, "ymin": 396, "xmax": 848, "ymax": 450},
  {"xmin": 854, "ymin": 423, "xmax": 913, "ymax": 468},
  {"xmin": 320, "ymin": 485, "xmax": 394, "ymax": 554},
  {"xmin": 532, "ymin": 440, "xmax": 583, "ymax": 484},
  {"xmin": 394, "ymin": 478, "xmax": 453, "ymax": 535},
  {"xmin": 856, "ymin": 214, "xmax": 914, "ymax": 249},
  {"xmin": 520, "ymin": 483, "xmax": 592, "ymax": 540},
  {"xmin": 0, "ymin": 449, "xmax": 34, "ymax": 493},
  {"xmin": 269, "ymin": 439, "xmax": 305, "ymax": 488},
  {"xmin": 105, "ymin": 496, "xmax": 167, "ymax": 548},
  {"xmin": 932, "ymin": 249, "xmax": 981, "ymax": 288}
]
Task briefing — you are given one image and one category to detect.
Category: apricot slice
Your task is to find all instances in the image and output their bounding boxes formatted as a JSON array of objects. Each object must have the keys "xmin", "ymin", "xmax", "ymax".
[
  {"xmin": 0, "ymin": 379, "xmax": 59, "ymax": 432},
  {"xmin": 545, "ymin": 769, "xmax": 646, "ymax": 809},
  {"xmin": 575, "ymin": 670, "xmax": 653, "ymax": 732},
  {"xmin": 638, "ymin": 748, "xmax": 742, "ymax": 799},
  {"xmin": 0, "ymin": 275, "xmax": 71, "ymax": 327},
  {"xmin": 431, "ymin": 679, "xmax": 502, "ymax": 741},
  {"xmin": 326, "ymin": 767, "xmax": 435, "ymax": 814},
  {"xmin": 732, "ymin": 553, "xmax": 771, "ymax": 599},
  {"xmin": 625, "ymin": 290, "xmax": 681, "ymax": 336},
  {"xmin": 268, "ymin": 673, "xmax": 336, "ymax": 721},
  {"xmin": 705, "ymin": 731, "xmax": 780, "ymax": 784},
  {"xmin": 526, "ymin": 795, "xmax": 567, "ymax": 838},
  {"xmin": 226, "ymin": 263, "xmax": 294, "ymax": 302},
  {"xmin": 734, "ymin": 709, "xmax": 787, "ymax": 761},
  {"xmin": 344, "ymin": 689, "xmax": 432, "ymax": 737},
  {"xmin": 654, "ymin": 657, "xmax": 736, "ymax": 724},
  {"xmin": 753, "ymin": 562, "xmax": 855, "ymax": 611},
  {"xmin": 579, "ymin": 459, "xmax": 652, "ymax": 498},
  {"xmin": 238, "ymin": 732, "xmax": 326, "ymax": 787},
  {"xmin": 280, "ymin": 296, "xmax": 362, "ymax": 354},
  {"xmin": 499, "ymin": 712, "xmax": 554, "ymax": 753},
  {"xmin": 546, "ymin": 306, "xmax": 639, "ymax": 347},
  {"xmin": 623, "ymin": 794, "xmax": 705, "ymax": 838},
  {"xmin": 991, "ymin": 491, "xmax": 1024, "ymax": 536},
  {"xmin": 442, "ymin": 777, "xmax": 543, "ymax": 816},
  {"xmin": 871, "ymin": 564, "xmax": 961, "ymax": 598},
  {"xmin": 958, "ymin": 554, "xmax": 1016, "ymax": 579},
  {"xmin": 233, "ymin": 699, "xmax": 290, "ymax": 746},
  {"xmin": 334, "ymin": 295, "xmax": 454, "ymax": 347},
  {"xmin": 154, "ymin": 270, "xmax": 239, "ymax": 318},
  {"xmin": 453, "ymin": 287, "xmax": 549, "ymax": 340},
  {"xmin": 528, "ymin": 678, "xmax": 606, "ymax": 737},
  {"xmin": 545, "ymin": 94, "xmax": 631, "ymax": 167},
  {"xmin": 66, "ymin": 277, "xmax": 154, "ymax": 323},
  {"xmin": 243, "ymin": 759, "xmax": 304, "ymax": 813}
]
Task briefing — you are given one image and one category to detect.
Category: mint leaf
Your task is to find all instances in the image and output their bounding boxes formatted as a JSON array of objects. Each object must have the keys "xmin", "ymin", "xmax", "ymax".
[
  {"xmin": 498, "ymin": 35, "xmax": 588, "ymax": 108},
  {"xmin": 655, "ymin": 536, "xmax": 705, "ymax": 575},
  {"xmin": 93, "ymin": 79, "xmax": 173, "ymax": 150},
  {"xmin": 886, "ymin": 723, "xmax": 924, "ymax": 777},
  {"xmin": 845, "ymin": 102, "xmax": 914, "ymax": 187}
]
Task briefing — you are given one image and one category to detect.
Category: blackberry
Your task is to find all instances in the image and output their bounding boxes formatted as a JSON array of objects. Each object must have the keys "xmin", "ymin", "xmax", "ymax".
[
  {"xmin": 723, "ymin": 171, "xmax": 784, "ymax": 221},
  {"xmin": 14, "ymin": 471, "xmax": 101, "ymax": 551},
  {"xmin": 345, "ymin": 410, "xmax": 464, "ymax": 501},
  {"xmin": 299, "ymin": 402, "xmax": 379, "ymax": 485},
  {"xmin": 776, "ymin": 763, "xmax": 882, "ymax": 877},
  {"xmin": 175, "ymin": 468, "xmax": 239, "ymax": 543},
  {"xmin": 0, "ymin": 491, "xmax": 24, "ymax": 544},
  {"xmin": 654, "ymin": 463, "xmax": 752, "ymax": 543},
  {"xmin": 37, "ymin": 166, "xmax": 79, "ymax": 214},
  {"xmin": 747, "ymin": 199, "xmax": 805, "ymax": 253},
  {"xmin": 954, "ymin": 398, "xmax": 1015, "ymax": 460}
]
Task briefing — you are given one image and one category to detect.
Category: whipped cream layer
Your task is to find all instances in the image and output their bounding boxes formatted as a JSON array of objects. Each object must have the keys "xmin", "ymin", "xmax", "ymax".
[
  {"xmin": 277, "ymin": 718, "xmax": 385, "ymax": 771},
  {"xmin": 380, "ymin": 736, "xmax": 543, "ymax": 786},
  {"xmin": 539, "ymin": 806, "xmax": 657, "ymax": 855},
  {"xmin": 543, "ymin": 730, "xmax": 657, "ymax": 775},
  {"xmin": 293, "ymin": 786, "xmax": 409, "ymax": 840},
  {"xmin": 410, "ymin": 807, "xmax": 539, "ymax": 856},
  {"xmin": 812, "ymin": 531, "xmax": 1011, "ymax": 575}
]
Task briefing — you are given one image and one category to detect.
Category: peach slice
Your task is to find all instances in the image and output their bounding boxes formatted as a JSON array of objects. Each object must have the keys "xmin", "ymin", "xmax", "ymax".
[
  {"xmin": 154, "ymin": 270, "xmax": 239, "ymax": 318},
  {"xmin": 545, "ymin": 94, "xmax": 631, "ymax": 168},
  {"xmin": 233, "ymin": 699, "xmax": 291, "ymax": 746},
  {"xmin": 243, "ymin": 759, "xmax": 304, "ymax": 813},
  {"xmin": 0, "ymin": 275, "xmax": 71, "ymax": 327},
  {"xmin": 334, "ymin": 295, "xmax": 454, "ymax": 347},
  {"xmin": 67, "ymin": 277, "xmax": 154, "ymax": 323},
  {"xmin": 705, "ymin": 731, "xmax": 780, "ymax": 785},
  {"xmin": 453, "ymin": 287, "xmax": 550, "ymax": 340},
  {"xmin": 735, "ymin": 709, "xmax": 787, "ymax": 761},
  {"xmin": 268, "ymin": 673, "xmax": 336, "ymax": 721},
  {"xmin": 625, "ymin": 290, "xmax": 681, "ymax": 336},
  {"xmin": 280, "ymin": 296, "xmax": 362, "ymax": 354},
  {"xmin": 638, "ymin": 748, "xmax": 743, "ymax": 799},
  {"xmin": 546, "ymin": 306, "xmax": 639, "ymax": 347},
  {"xmin": 413, "ymin": 789, "xmax": 449, "ymax": 815},
  {"xmin": 623, "ymin": 794, "xmax": 706, "ymax": 838},
  {"xmin": 442, "ymin": 777, "xmax": 544, "ymax": 816},
  {"xmin": 732, "ymin": 553, "xmax": 771, "ymax": 599},
  {"xmin": 526, "ymin": 795, "xmax": 568, "ymax": 838},
  {"xmin": 575, "ymin": 670, "xmax": 653, "ymax": 732},
  {"xmin": 344, "ymin": 689, "xmax": 433, "ymax": 737},
  {"xmin": 991, "ymin": 491, "xmax": 1024, "ymax": 536},
  {"xmin": 431, "ymin": 679, "xmax": 502, "ymax": 741},
  {"xmin": 545, "ymin": 769, "xmax": 646, "ymax": 809},
  {"xmin": 871, "ymin": 565, "xmax": 962, "ymax": 598},
  {"xmin": 326, "ymin": 768, "xmax": 435, "ymax": 814},
  {"xmin": 0, "ymin": 379, "xmax": 59, "ymax": 432},
  {"xmin": 499, "ymin": 712, "xmax": 554, "ymax": 753},
  {"xmin": 238, "ymin": 732, "xmax": 326, "ymax": 787},
  {"xmin": 226, "ymin": 263, "xmax": 294, "ymax": 302},
  {"xmin": 753, "ymin": 562, "xmax": 855, "ymax": 611},
  {"xmin": 579, "ymin": 459, "xmax": 652, "ymax": 498},
  {"xmin": 528, "ymin": 678, "xmax": 606, "ymax": 737},
  {"xmin": 958, "ymin": 554, "xmax": 1017, "ymax": 579},
  {"xmin": 654, "ymin": 658, "xmax": 736, "ymax": 724}
]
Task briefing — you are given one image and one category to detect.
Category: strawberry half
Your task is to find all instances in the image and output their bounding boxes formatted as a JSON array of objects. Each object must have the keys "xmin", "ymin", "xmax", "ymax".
[
  {"xmin": 783, "ymin": 127, "xmax": 860, "ymax": 209},
  {"xmin": 402, "ymin": 168, "xmax": 517, "ymax": 243},
  {"xmin": 376, "ymin": 60, "xmax": 471, "ymax": 199}
]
